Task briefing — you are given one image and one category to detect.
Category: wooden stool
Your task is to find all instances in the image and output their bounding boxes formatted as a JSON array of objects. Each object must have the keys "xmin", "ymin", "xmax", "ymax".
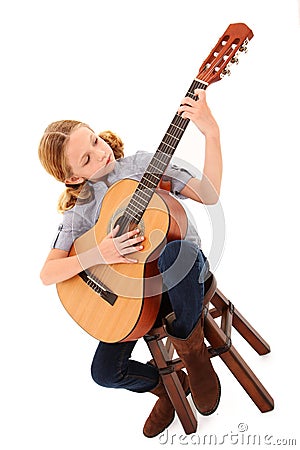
[{"xmin": 144, "ymin": 273, "xmax": 274, "ymax": 435}]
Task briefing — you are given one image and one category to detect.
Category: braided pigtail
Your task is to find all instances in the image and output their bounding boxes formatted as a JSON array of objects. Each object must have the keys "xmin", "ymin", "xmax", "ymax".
[{"xmin": 57, "ymin": 182, "xmax": 90, "ymax": 213}]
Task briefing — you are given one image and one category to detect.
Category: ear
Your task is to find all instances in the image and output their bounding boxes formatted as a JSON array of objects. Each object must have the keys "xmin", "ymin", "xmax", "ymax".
[{"xmin": 64, "ymin": 175, "xmax": 85, "ymax": 185}]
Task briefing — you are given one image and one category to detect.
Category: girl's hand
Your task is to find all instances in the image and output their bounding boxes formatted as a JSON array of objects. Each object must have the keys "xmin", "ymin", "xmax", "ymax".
[
  {"xmin": 98, "ymin": 225, "xmax": 144, "ymax": 264},
  {"xmin": 178, "ymin": 89, "xmax": 219, "ymax": 138}
]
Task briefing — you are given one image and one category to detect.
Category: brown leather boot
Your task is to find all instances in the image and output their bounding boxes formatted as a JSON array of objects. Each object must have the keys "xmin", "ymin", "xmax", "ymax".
[
  {"xmin": 143, "ymin": 370, "xmax": 189, "ymax": 438},
  {"xmin": 164, "ymin": 312, "xmax": 221, "ymax": 416}
]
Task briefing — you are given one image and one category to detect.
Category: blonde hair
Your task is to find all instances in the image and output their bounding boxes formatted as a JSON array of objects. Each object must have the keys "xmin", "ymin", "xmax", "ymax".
[{"xmin": 38, "ymin": 120, "xmax": 124, "ymax": 213}]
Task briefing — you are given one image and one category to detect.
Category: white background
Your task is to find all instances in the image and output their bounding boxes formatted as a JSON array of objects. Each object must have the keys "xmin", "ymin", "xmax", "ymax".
[{"xmin": 1, "ymin": 0, "xmax": 300, "ymax": 448}]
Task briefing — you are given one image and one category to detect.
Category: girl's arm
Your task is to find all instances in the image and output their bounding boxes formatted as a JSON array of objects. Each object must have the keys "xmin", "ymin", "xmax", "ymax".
[
  {"xmin": 178, "ymin": 89, "xmax": 222, "ymax": 205},
  {"xmin": 40, "ymin": 226, "xmax": 144, "ymax": 285}
]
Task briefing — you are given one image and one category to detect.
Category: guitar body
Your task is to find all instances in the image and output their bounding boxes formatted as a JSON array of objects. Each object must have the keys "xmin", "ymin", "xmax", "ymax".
[{"xmin": 57, "ymin": 179, "xmax": 188, "ymax": 343}]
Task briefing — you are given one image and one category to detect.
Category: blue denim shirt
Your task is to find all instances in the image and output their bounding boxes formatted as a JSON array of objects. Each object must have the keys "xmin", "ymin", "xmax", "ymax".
[{"xmin": 52, "ymin": 151, "xmax": 201, "ymax": 251}]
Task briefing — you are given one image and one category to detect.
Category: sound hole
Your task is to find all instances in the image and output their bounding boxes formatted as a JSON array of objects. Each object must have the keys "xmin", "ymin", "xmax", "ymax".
[
  {"xmin": 108, "ymin": 207, "xmax": 145, "ymax": 238},
  {"xmin": 114, "ymin": 215, "xmax": 137, "ymax": 235}
]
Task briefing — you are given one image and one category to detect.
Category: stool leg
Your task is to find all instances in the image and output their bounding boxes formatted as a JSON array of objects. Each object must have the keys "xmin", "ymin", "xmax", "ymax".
[
  {"xmin": 205, "ymin": 313, "xmax": 274, "ymax": 412},
  {"xmin": 232, "ymin": 307, "xmax": 271, "ymax": 355},
  {"xmin": 145, "ymin": 335, "xmax": 197, "ymax": 435},
  {"xmin": 212, "ymin": 289, "xmax": 271, "ymax": 355}
]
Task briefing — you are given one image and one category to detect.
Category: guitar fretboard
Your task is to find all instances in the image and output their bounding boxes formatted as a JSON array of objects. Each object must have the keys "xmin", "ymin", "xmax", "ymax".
[{"xmin": 119, "ymin": 78, "xmax": 208, "ymax": 232}]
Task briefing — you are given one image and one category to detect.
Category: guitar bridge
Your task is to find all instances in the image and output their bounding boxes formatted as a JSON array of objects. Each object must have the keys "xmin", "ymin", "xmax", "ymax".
[{"xmin": 78, "ymin": 271, "xmax": 118, "ymax": 306}]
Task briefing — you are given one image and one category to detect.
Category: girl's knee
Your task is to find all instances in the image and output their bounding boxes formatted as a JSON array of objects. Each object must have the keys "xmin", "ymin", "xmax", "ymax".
[
  {"xmin": 158, "ymin": 240, "xmax": 199, "ymax": 272},
  {"xmin": 91, "ymin": 362, "xmax": 123, "ymax": 388},
  {"xmin": 91, "ymin": 361, "xmax": 108, "ymax": 387},
  {"xmin": 90, "ymin": 341, "xmax": 135, "ymax": 389}
]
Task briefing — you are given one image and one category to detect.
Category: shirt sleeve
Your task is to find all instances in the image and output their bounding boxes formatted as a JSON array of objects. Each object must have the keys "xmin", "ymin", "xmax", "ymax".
[
  {"xmin": 51, "ymin": 211, "xmax": 76, "ymax": 252},
  {"xmin": 134, "ymin": 151, "xmax": 197, "ymax": 199},
  {"xmin": 163, "ymin": 163, "xmax": 195, "ymax": 199},
  {"xmin": 51, "ymin": 208, "xmax": 92, "ymax": 252}
]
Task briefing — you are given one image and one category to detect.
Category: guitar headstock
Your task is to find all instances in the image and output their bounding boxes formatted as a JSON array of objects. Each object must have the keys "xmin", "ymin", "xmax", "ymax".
[{"xmin": 196, "ymin": 23, "xmax": 254, "ymax": 85}]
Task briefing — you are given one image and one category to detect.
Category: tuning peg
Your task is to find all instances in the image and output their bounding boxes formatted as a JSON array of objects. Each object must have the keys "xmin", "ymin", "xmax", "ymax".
[
  {"xmin": 239, "ymin": 37, "xmax": 249, "ymax": 53},
  {"xmin": 220, "ymin": 66, "xmax": 231, "ymax": 78},
  {"xmin": 231, "ymin": 55, "xmax": 239, "ymax": 65},
  {"xmin": 239, "ymin": 45, "xmax": 248, "ymax": 53}
]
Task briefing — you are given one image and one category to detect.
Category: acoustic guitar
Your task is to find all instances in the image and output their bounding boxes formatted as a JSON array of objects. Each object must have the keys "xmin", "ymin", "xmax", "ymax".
[{"xmin": 57, "ymin": 23, "xmax": 253, "ymax": 343}]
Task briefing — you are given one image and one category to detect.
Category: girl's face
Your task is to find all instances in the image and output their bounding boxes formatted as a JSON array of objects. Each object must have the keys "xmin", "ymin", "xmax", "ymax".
[{"xmin": 65, "ymin": 126, "xmax": 116, "ymax": 184}]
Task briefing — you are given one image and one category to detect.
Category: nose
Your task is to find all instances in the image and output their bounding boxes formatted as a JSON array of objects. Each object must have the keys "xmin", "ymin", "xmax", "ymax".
[{"xmin": 97, "ymin": 150, "xmax": 106, "ymax": 161}]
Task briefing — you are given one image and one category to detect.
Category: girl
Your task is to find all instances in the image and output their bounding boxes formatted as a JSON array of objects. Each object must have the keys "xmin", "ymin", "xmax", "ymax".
[{"xmin": 38, "ymin": 89, "xmax": 222, "ymax": 438}]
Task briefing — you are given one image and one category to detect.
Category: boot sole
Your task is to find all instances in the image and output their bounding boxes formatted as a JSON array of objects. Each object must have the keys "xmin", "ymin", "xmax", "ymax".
[
  {"xmin": 143, "ymin": 412, "xmax": 175, "ymax": 438},
  {"xmin": 143, "ymin": 386, "xmax": 190, "ymax": 438},
  {"xmin": 193, "ymin": 374, "xmax": 221, "ymax": 416}
]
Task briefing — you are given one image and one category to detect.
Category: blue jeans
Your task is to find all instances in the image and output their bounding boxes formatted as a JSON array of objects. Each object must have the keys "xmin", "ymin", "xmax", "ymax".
[{"xmin": 91, "ymin": 240, "xmax": 209, "ymax": 393}]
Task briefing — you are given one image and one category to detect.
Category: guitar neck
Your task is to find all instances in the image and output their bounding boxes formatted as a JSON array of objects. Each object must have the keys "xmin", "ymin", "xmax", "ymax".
[{"xmin": 123, "ymin": 78, "xmax": 208, "ymax": 227}]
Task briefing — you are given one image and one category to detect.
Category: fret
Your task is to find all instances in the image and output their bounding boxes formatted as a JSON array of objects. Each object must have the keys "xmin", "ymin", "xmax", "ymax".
[
  {"xmin": 129, "ymin": 199, "xmax": 147, "ymax": 217},
  {"xmin": 187, "ymin": 90, "xmax": 198, "ymax": 98},
  {"xmin": 136, "ymin": 183, "xmax": 154, "ymax": 196},
  {"xmin": 161, "ymin": 140, "xmax": 176, "ymax": 150},
  {"xmin": 125, "ymin": 209, "xmax": 140, "ymax": 221},
  {"xmin": 152, "ymin": 153, "xmax": 170, "ymax": 165},
  {"xmin": 129, "ymin": 192, "xmax": 150, "ymax": 211},
  {"xmin": 166, "ymin": 132, "xmax": 180, "ymax": 141},
  {"xmin": 158, "ymin": 143, "xmax": 172, "ymax": 155},
  {"xmin": 127, "ymin": 198, "xmax": 144, "ymax": 215},
  {"xmin": 122, "ymin": 210, "xmax": 136, "ymax": 222},
  {"xmin": 144, "ymin": 171, "xmax": 163, "ymax": 184},
  {"xmin": 130, "ymin": 196, "xmax": 148, "ymax": 210},
  {"xmin": 163, "ymin": 135, "xmax": 178, "ymax": 148},
  {"xmin": 141, "ymin": 176, "xmax": 159, "ymax": 187},
  {"xmin": 140, "ymin": 173, "xmax": 157, "ymax": 185},
  {"xmin": 146, "ymin": 171, "xmax": 163, "ymax": 181},
  {"xmin": 147, "ymin": 163, "xmax": 165, "ymax": 176},
  {"xmin": 173, "ymin": 113, "xmax": 187, "ymax": 125},
  {"xmin": 168, "ymin": 122, "xmax": 185, "ymax": 133}
]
